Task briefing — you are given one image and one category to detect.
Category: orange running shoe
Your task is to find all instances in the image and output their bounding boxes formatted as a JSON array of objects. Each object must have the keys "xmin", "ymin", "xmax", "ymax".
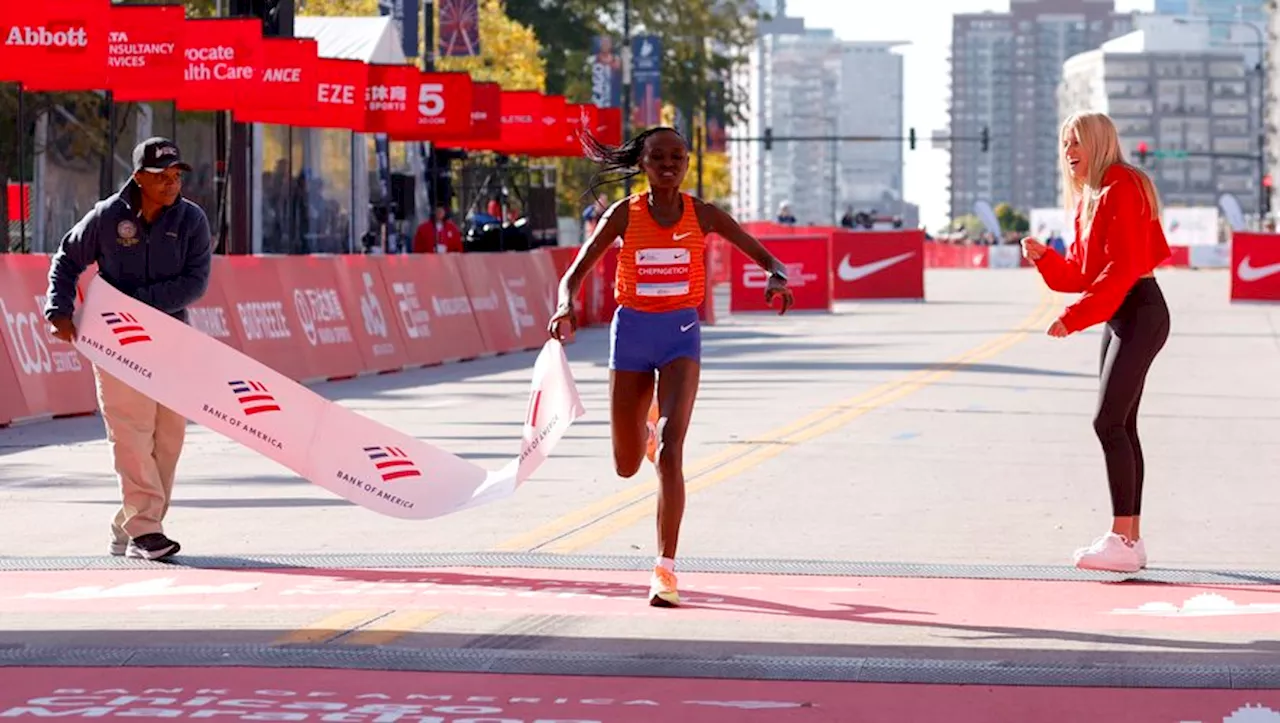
[
  {"xmin": 649, "ymin": 565, "xmax": 680, "ymax": 607},
  {"xmin": 645, "ymin": 398, "xmax": 660, "ymax": 465}
]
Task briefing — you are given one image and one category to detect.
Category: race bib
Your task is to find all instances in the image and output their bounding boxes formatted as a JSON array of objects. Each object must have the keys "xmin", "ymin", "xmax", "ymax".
[{"xmin": 634, "ymin": 247, "xmax": 691, "ymax": 297}]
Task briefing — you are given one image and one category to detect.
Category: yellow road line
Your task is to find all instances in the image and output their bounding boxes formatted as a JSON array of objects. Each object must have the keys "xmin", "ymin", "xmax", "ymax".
[
  {"xmin": 339, "ymin": 610, "xmax": 442, "ymax": 646},
  {"xmin": 496, "ymin": 286, "xmax": 1059, "ymax": 554},
  {"xmin": 270, "ymin": 609, "xmax": 381, "ymax": 645}
]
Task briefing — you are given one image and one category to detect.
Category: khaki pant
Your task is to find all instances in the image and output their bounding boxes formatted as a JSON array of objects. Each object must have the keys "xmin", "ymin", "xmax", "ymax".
[{"xmin": 94, "ymin": 367, "xmax": 187, "ymax": 543}]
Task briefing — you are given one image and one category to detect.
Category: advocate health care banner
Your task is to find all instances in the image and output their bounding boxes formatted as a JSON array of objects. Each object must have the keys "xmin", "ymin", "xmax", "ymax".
[{"xmin": 71, "ymin": 276, "xmax": 586, "ymax": 520}]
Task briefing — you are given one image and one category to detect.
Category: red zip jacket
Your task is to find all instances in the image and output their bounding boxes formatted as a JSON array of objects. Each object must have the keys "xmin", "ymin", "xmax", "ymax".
[{"xmin": 1033, "ymin": 163, "xmax": 1171, "ymax": 333}]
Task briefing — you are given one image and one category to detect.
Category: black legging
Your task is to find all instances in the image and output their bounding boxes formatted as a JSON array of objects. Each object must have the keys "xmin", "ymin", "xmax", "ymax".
[{"xmin": 1094, "ymin": 277, "xmax": 1170, "ymax": 517}]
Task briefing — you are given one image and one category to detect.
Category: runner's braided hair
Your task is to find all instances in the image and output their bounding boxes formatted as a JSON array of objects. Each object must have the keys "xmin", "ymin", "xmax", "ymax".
[{"xmin": 579, "ymin": 123, "xmax": 686, "ymax": 206}]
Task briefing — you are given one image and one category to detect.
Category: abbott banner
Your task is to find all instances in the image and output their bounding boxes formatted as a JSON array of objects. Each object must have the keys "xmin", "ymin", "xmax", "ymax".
[{"xmin": 71, "ymin": 276, "xmax": 585, "ymax": 520}]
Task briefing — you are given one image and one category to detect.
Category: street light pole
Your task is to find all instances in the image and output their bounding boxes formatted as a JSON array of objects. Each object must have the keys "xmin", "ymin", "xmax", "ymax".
[{"xmin": 621, "ymin": 0, "xmax": 632, "ymax": 197}]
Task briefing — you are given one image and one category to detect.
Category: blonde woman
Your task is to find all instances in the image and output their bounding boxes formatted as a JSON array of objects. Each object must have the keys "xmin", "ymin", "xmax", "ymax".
[{"xmin": 1021, "ymin": 111, "xmax": 1172, "ymax": 573}]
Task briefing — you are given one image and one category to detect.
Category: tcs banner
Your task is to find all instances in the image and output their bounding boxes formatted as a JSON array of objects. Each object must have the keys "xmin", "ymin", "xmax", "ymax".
[
  {"xmin": 71, "ymin": 276, "xmax": 585, "ymax": 520},
  {"xmin": 1230, "ymin": 232, "xmax": 1280, "ymax": 302}
]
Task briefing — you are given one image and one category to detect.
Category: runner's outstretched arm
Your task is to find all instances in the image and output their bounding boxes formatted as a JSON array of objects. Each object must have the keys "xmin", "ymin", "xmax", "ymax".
[
  {"xmin": 697, "ymin": 199, "xmax": 793, "ymax": 314},
  {"xmin": 549, "ymin": 198, "xmax": 630, "ymax": 339}
]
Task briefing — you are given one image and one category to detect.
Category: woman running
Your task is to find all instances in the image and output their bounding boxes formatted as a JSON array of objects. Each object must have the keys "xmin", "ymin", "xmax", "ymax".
[
  {"xmin": 1021, "ymin": 111, "xmax": 1171, "ymax": 573},
  {"xmin": 549, "ymin": 125, "xmax": 794, "ymax": 607}
]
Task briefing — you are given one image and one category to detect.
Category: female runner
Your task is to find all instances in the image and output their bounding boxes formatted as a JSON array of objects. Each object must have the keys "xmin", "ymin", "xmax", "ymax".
[
  {"xmin": 1021, "ymin": 111, "xmax": 1171, "ymax": 573},
  {"xmin": 549, "ymin": 125, "xmax": 794, "ymax": 606}
]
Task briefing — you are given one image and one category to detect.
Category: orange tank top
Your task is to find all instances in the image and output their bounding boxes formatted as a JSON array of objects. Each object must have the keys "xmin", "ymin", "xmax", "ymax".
[{"xmin": 614, "ymin": 193, "xmax": 707, "ymax": 312}]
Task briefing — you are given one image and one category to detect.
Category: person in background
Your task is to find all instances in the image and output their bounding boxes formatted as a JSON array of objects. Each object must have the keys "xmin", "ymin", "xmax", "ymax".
[
  {"xmin": 413, "ymin": 205, "xmax": 463, "ymax": 254},
  {"xmin": 43, "ymin": 137, "xmax": 212, "ymax": 561},
  {"xmin": 1021, "ymin": 111, "xmax": 1171, "ymax": 574},
  {"xmin": 776, "ymin": 201, "xmax": 797, "ymax": 225}
]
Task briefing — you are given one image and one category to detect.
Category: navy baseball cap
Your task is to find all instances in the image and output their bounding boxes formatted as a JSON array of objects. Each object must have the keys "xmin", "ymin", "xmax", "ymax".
[{"xmin": 133, "ymin": 137, "xmax": 193, "ymax": 174}]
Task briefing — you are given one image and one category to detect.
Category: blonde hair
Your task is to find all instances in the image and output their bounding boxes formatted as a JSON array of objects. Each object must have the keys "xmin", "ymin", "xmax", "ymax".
[{"xmin": 1060, "ymin": 111, "xmax": 1161, "ymax": 238}]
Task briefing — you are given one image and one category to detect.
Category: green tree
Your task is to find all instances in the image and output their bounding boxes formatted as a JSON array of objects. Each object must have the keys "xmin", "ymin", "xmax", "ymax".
[{"xmin": 994, "ymin": 202, "xmax": 1030, "ymax": 234}]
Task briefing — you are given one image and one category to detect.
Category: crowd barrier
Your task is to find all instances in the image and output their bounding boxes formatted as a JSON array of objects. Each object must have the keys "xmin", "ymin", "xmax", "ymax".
[
  {"xmin": 0, "ymin": 249, "xmax": 597, "ymax": 428},
  {"xmin": 1230, "ymin": 232, "xmax": 1280, "ymax": 302}
]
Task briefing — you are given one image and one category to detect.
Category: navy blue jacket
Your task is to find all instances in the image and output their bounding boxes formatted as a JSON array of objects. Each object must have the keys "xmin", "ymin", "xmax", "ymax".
[{"xmin": 44, "ymin": 179, "xmax": 213, "ymax": 324}]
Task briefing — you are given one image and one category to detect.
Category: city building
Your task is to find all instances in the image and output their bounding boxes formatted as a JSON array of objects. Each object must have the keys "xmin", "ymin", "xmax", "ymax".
[
  {"xmin": 1058, "ymin": 22, "xmax": 1261, "ymax": 214},
  {"xmin": 947, "ymin": 0, "xmax": 1134, "ymax": 222},
  {"xmin": 1155, "ymin": 0, "xmax": 1266, "ymax": 58},
  {"xmin": 728, "ymin": 2, "xmax": 917, "ymax": 226}
]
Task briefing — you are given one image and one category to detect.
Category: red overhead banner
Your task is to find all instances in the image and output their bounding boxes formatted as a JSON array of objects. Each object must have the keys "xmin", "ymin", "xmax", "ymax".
[
  {"xmin": 105, "ymin": 3, "xmax": 186, "ymax": 102},
  {"xmin": 492, "ymin": 90, "xmax": 543, "ymax": 153},
  {"xmin": 0, "ymin": 0, "xmax": 111, "ymax": 91},
  {"xmin": 177, "ymin": 18, "xmax": 263, "ymax": 112},
  {"xmin": 389, "ymin": 71, "xmax": 474, "ymax": 139},
  {"xmin": 421, "ymin": 80, "xmax": 500, "ymax": 145},
  {"xmin": 364, "ymin": 63, "xmax": 419, "ymax": 135},
  {"xmin": 304, "ymin": 58, "xmax": 369, "ymax": 130},
  {"xmin": 594, "ymin": 107, "xmax": 622, "ymax": 146},
  {"xmin": 233, "ymin": 37, "xmax": 318, "ymax": 123}
]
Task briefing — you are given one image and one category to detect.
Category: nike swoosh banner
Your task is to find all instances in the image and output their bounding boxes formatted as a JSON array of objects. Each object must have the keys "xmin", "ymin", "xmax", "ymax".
[
  {"xmin": 71, "ymin": 276, "xmax": 586, "ymax": 520},
  {"xmin": 830, "ymin": 230, "xmax": 925, "ymax": 300},
  {"xmin": 1230, "ymin": 231, "xmax": 1280, "ymax": 303}
]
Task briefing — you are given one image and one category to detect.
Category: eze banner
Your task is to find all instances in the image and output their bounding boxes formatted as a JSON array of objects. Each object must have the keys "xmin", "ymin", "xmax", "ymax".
[{"xmin": 70, "ymin": 276, "xmax": 586, "ymax": 520}]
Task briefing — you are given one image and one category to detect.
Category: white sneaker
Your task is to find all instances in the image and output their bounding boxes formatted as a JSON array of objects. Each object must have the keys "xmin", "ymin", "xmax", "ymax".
[
  {"xmin": 1073, "ymin": 532, "xmax": 1142, "ymax": 573},
  {"xmin": 1134, "ymin": 538, "xmax": 1147, "ymax": 569}
]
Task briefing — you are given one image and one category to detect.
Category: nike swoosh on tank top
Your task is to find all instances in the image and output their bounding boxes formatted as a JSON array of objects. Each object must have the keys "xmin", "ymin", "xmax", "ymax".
[{"xmin": 614, "ymin": 193, "xmax": 707, "ymax": 313}]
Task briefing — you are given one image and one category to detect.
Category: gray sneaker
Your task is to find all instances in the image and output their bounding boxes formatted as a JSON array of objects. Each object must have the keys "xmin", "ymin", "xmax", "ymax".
[{"xmin": 126, "ymin": 533, "xmax": 181, "ymax": 561}]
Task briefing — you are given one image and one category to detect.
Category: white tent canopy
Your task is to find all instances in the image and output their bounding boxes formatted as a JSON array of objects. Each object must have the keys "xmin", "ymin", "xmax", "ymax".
[{"xmin": 294, "ymin": 16, "xmax": 408, "ymax": 65}]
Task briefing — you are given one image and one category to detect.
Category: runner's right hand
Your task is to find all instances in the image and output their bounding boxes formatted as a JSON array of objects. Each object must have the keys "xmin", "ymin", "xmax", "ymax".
[
  {"xmin": 548, "ymin": 303, "xmax": 576, "ymax": 342},
  {"xmin": 49, "ymin": 317, "xmax": 77, "ymax": 343},
  {"xmin": 1020, "ymin": 237, "xmax": 1048, "ymax": 262}
]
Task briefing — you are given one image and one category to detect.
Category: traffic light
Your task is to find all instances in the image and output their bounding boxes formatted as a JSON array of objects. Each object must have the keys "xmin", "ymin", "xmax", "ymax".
[
  {"xmin": 909, "ymin": 127, "xmax": 916, "ymax": 151},
  {"xmin": 763, "ymin": 127, "xmax": 773, "ymax": 152},
  {"xmin": 1136, "ymin": 141, "xmax": 1149, "ymax": 166},
  {"xmin": 230, "ymin": 0, "xmax": 294, "ymax": 37},
  {"xmin": 980, "ymin": 126, "xmax": 989, "ymax": 153}
]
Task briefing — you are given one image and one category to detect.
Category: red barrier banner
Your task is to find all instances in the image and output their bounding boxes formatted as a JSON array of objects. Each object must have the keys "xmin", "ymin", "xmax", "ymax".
[
  {"xmin": 455, "ymin": 253, "xmax": 525, "ymax": 355},
  {"xmin": 584, "ymin": 244, "xmax": 620, "ymax": 327},
  {"xmin": 106, "ymin": 3, "xmax": 185, "ymax": 102},
  {"xmin": 378, "ymin": 254, "xmax": 488, "ymax": 365},
  {"xmin": 1230, "ymin": 232, "xmax": 1280, "ymax": 302},
  {"xmin": 1159, "ymin": 245, "xmax": 1190, "ymax": 268},
  {"xmin": 276, "ymin": 256, "xmax": 365, "ymax": 382},
  {"xmin": 0, "ymin": 0, "xmax": 110, "ymax": 91},
  {"xmin": 233, "ymin": 37, "xmax": 318, "ymax": 123},
  {"xmin": 331, "ymin": 255, "xmax": 411, "ymax": 374},
  {"xmin": 0, "ymin": 323, "xmax": 25, "ymax": 425},
  {"xmin": 487, "ymin": 251, "xmax": 557, "ymax": 352},
  {"xmin": 218, "ymin": 256, "xmax": 310, "ymax": 381},
  {"xmin": 0, "ymin": 254, "xmax": 97, "ymax": 420},
  {"xmin": 831, "ymin": 230, "xmax": 925, "ymax": 300},
  {"xmin": 187, "ymin": 257, "xmax": 246, "ymax": 351},
  {"xmin": 925, "ymin": 242, "xmax": 989, "ymax": 269},
  {"xmin": 177, "ymin": 18, "xmax": 262, "ymax": 112},
  {"xmin": 730, "ymin": 236, "xmax": 832, "ymax": 313}
]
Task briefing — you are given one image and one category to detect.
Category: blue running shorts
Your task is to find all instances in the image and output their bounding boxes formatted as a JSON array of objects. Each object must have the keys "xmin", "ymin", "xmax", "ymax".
[{"xmin": 609, "ymin": 306, "xmax": 701, "ymax": 373}]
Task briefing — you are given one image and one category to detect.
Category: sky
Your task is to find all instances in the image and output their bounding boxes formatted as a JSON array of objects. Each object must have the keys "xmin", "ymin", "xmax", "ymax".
[{"xmin": 785, "ymin": 0, "xmax": 1156, "ymax": 232}]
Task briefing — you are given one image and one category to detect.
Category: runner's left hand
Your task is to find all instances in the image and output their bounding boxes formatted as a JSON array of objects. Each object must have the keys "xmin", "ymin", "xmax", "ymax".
[
  {"xmin": 765, "ymin": 276, "xmax": 793, "ymax": 315},
  {"xmin": 1047, "ymin": 320, "xmax": 1068, "ymax": 338}
]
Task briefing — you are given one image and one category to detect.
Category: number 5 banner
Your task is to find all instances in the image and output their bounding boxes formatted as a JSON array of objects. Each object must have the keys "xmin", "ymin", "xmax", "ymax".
[
  {"xmin": 392, "ymin": 70, "xmax": 473, "ymax": 140},
  {"xmin": 71, "ymin": 276, "xmax": 586, "ymax": 520}
]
